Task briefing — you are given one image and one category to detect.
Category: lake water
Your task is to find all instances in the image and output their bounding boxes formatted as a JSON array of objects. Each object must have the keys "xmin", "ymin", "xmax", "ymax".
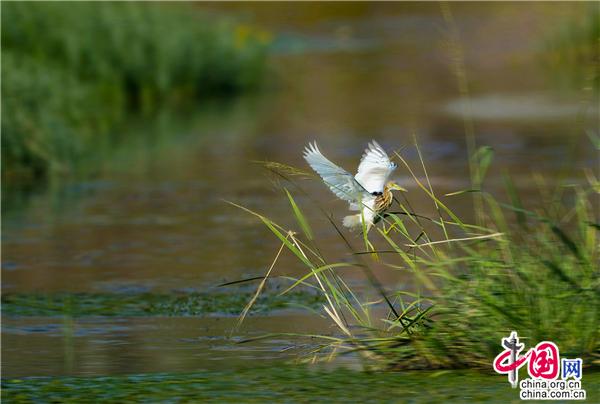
[{"xmin": 2, "ymin": 2, "xmax": 597, "ymax": 379}]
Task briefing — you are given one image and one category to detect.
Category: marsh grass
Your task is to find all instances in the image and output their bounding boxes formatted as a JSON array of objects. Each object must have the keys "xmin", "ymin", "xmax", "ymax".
[
  {"xmin": 541, "ymin": 1, "xmax": 600, "ymax": 93},
  {"xmin": 234, "ymin": 143, "xmax": 599, "ymax": 370},
  {"xmin": 2, "ymin": 2, "xmax": 270, "ymax": 182}
]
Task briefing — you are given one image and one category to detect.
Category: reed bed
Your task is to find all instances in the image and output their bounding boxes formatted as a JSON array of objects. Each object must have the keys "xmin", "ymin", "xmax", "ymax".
[
  {"xmin": 2, "ymin": 2, "xmax": 270, "ymax": 182},
  {"xmin": 235, "ymin": 143, "xmax": 599, "ymax": 370}
]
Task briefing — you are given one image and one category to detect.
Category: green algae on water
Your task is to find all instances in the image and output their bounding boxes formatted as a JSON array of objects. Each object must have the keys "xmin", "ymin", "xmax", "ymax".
[
  {"xmin": 1, "ymin": 291, "xmax": 325, "ymax": 317},
  {"xmin": 9, "ymin": 366, "xmax": 595, "ymax": 403}
]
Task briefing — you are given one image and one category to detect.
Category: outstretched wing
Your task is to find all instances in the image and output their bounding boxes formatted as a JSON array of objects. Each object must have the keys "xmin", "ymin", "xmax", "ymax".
[
  {"xmin": 303, "ymin": 142, "xmax": 368, "ymax": 206},
  {"xmin": 354, "ymin": 140, "xmax": 396, "ymax": 193}
]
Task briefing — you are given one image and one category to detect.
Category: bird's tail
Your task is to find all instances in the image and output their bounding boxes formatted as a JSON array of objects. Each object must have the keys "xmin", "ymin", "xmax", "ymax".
[{"xmin": 343, "ymin": 214, "xmax": 363, "ymax": 229}]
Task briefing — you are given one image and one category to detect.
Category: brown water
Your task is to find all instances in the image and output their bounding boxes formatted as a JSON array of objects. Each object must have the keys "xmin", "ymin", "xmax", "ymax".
[{"xmin": 2, "ymin": 2, "xmax": 597, "ymax": 377}]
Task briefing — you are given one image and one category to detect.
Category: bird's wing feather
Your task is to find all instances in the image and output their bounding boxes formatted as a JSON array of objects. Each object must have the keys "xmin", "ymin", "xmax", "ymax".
[
  {"xmin": 303, "ymin": 142, "xmax": 369, "ymax": 206},
  {"xmin": 354, "ymin": 140, "xmax": 396, "ymax": 193}
]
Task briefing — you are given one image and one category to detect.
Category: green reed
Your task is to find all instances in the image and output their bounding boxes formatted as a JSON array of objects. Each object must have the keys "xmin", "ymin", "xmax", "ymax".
[
  {"xmin": 235, "ymin": 145, "xmax": 599, "ymax": 370},
  {"xmin": 2, "ymin": 2, "xmax": 270, "ymax": 183},
  {"xmin": 541, "ymin": 2, "xmax": 599, "ymax": 93}
]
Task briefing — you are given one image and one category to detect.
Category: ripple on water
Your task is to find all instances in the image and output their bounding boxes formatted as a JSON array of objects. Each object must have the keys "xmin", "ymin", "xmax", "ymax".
[{"xmin": 1, "ymin": 315, "xmax": 332, "ymax": 377}]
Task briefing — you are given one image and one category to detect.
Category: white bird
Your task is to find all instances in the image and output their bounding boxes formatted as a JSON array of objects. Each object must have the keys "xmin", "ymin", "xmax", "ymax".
[{"xmin": 303, "ymin": 141, "xmax": 405, "ymax": 231}]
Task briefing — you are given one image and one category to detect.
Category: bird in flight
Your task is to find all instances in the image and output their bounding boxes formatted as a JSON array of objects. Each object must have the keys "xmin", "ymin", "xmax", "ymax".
[{"xmin": 303, "ymin": 141, "xmax": 405, "ymax": 232}]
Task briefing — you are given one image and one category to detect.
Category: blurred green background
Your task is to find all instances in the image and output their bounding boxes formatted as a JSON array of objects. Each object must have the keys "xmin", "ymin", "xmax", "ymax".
[{"xmin": 2, "ymin": 2, "xmax": 269, "ymax": 183}]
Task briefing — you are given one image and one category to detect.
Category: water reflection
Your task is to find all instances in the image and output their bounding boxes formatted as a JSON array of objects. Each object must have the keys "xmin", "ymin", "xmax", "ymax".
[{"xmin": 2, "ymin": 314, "xmax": 331, "ymax": 377}]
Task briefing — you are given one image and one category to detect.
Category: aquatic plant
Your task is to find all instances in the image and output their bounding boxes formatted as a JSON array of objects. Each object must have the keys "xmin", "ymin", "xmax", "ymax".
[
  {"xmin": 2, "ymin": 2, "xmax": 270, "ymax": 182},
  {"xmin": 9, "ymin": 365, "xmax": 600, "ymax": 403},
  {"xmin": 234, "ymin": 142, "xmax": 599, "ymax": 370},
  {"xmin": 1, "ymin": 289, "xmax": 324, "ymax": 317},
  {"xmin": 541, "ymin": 2, "xmax": 600, "ymax": 93}
]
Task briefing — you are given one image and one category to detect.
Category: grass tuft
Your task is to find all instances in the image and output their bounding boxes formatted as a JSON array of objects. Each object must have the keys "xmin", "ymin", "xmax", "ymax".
[{"xmin": 234, "ymin": 147, "xmax": 599, "ymax": 370}]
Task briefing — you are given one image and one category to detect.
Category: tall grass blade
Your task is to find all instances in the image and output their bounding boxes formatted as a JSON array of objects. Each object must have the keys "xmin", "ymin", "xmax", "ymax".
[
  {"xmin": 235, "ymin": 239, "xmax": 287, "ymax": 331},
  {"xmin": 503, "ymin": 173, "xmax": 527, "ymax": 227},
  {"xmin": 285, "ymin": 188, "xmax": 314, "ymax": 240}
]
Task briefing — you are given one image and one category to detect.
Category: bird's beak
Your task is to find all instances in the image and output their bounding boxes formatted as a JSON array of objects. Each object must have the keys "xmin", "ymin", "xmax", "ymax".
[{"xmin": 390, "ymin": 183, "xmax": 407, "ymax": 192}]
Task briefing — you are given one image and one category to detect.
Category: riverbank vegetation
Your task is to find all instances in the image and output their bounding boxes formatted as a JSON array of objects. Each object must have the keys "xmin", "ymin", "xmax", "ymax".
[
  {"xmin": 542, "ymin": 2, "xmax": 599, "ymax": 93},
  {"xmin": 236, "ymin": 145, "xmax": 599, "ymax": 370},
  {"xmin": 2, "ymin": 2, "xmax": 270, "ymax": 183}
]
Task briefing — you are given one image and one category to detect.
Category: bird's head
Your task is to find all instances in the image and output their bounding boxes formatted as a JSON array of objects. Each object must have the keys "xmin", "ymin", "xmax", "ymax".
[{"xmin": 386, "ymin": 181, "xmax": 407, "ymax": 192}]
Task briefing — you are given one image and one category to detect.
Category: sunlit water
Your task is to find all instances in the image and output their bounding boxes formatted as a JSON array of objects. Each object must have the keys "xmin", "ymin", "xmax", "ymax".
[{"xmin": 2, "ymin": 3, "xmax": 597, "ymax": 377}]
